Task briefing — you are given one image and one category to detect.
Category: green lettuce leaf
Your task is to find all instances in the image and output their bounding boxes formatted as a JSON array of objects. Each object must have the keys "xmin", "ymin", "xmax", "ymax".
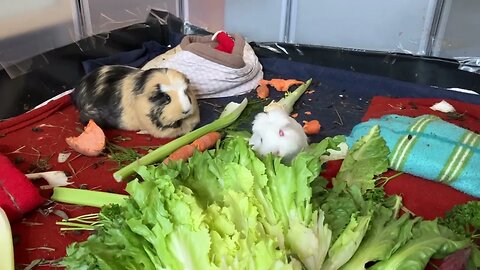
[
  {"xmin": 319, "ymin": 191, "xmax": 360, "ymax": 242},
  {"xmin": 340, "ymin": 207, "xmax": 419, "ymax": 270},
  {"xmin": 322, "ymin": 213, "xmax": 372, "ymax": 270},
  {"xmin": 369, "ymin": 220, "xmax": 470, "ymax": 270},
  {"xmin": 286, "ymin": 210, "xmax": 332, "ymax": 270},
  {"xmin": 334, "ymin": 125, "xmax": 389, "ymax": 193}
]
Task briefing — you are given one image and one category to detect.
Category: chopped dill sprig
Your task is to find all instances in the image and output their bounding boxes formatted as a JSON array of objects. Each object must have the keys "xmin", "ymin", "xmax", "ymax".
[
  {"xmin": 105, "ymin": 142, "xmax": 143, "ymax": 169},
  {"xmin": 224, "ymin": 98, "xmax": 269, "ymax": 132}
]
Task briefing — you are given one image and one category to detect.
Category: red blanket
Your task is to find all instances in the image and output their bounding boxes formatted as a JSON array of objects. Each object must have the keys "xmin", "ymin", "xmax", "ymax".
[{"xmin": 1, "ymin": 95, "xmax": 478, "ymax": 269}]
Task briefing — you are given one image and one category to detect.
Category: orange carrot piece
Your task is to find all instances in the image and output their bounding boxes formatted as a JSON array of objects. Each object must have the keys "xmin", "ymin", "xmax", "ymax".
[
  {"xmin": 191, "ymin": 131, "xmax": 222, "ymax": 152},
  {"xmin": 303, "ymin": 120, "xmax": 321, "ymax": 135},
  {"xmin": 259, "ymin": 79, "xmax": 270, "ymax": 86},
  {"xmin": 268, "ymin": 79, "xmax": 287, "ymax": 92},
  {"xmin": 256, "ymin": 84, "xmax": 270, "ymax": 99},
  {"xmin": 163, "ymin": 144, "xmax": 196, "ymax": 164},
  {"xmin": 164, "ymin": 132, "xmax": 222, "ymax": 164},
  {"xmin": 65, "ymin": 119, "xmax": 106, "ymax": 157},
  {"xmin": 283, "ymin": 79, "xmax": 304, "ymax": 91},
  {"xmin": 267, "ymin": 79, "xmax": 304, "ymax": 92}
]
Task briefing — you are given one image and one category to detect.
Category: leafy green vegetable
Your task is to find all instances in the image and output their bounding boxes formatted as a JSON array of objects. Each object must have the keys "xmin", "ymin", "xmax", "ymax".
[
  {"xmin": 56, "ymin": 124, "xmax": 473, "ymax": 270},
  {"xmin": 438, "ymin": 201, "xmax": 480, "ymax": 269},
  {"xmin": 369, "ymin": 220, "xmax": 470, "ymax": 270},
  {"xmin": 440, "ymin": 200, "xmax": 480, "ymax": 239},
  {"xmin": 319, "ymin": 191, "xmax": 360, "ymax": 242},
  {"xmin": 322, "ymin": 213, "xmax": 372, "ymax": 270},
  {"xmin": 62, "ymin": 133, "xmax": 342, "ymax": 269},
  {"xmin": 286, "ymin": 210, "xmax": 331, "ymax": 270},
  {"xmin": 62, "ymin": 177, "xmax": 212, "ymax": 269},
  {"xmin": 333, "ymin": 125, "xmax": 390, "ymax": 193},
  {"xmin": 340, "ymin": 208, "xmax": 419, "ymax": 270}
]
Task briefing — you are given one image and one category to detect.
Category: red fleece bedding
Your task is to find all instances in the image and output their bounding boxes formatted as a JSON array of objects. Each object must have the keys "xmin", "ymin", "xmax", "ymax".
[{"xmin": 0, "ymin": 94, "xmax": 479, "ymax": 269}]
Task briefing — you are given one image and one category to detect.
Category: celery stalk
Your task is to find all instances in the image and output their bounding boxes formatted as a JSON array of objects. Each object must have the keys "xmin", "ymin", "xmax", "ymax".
[
  {"xmin": 264, "ymin": 78, "xmax": 312, "ymax": 114},
  {"xmin": 51, "ymin": 187, "xmax": 128, "ymax": 208},
  {"xmin": 113, "ymin": 98, "xmax": 249, "ymax": 182},
  {"xmin": 0, "ymin": 208, "xmax": 14, "ymax": 270}
]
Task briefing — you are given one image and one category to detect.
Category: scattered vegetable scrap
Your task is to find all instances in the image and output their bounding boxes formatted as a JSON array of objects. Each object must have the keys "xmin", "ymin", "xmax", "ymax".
[
  {"xmin": 57, "ymin": 152, "xmax": 71, "ymax": 163},
  {"xmin": 26, "ymin": 171, "xmax": 72, "ymax": 190},
  {"xmin": 255, "ymin": 78, "xmax": 308, "ymax": 104},
  {"xmin": 106, "ymin": 143, "xmax": 142, "ymax": 169},
  {"xmin": 306, "ymin": 90, "xmax": 316, "ymax": 94},
  {"xmin": 65, "ymin": 120, "xmax": 106, "ymax": 157},
  {"xmin": 430, "ymin": 100, "xmax": 456, "ymax": 113},
  {"xmin": 304, "ymin": 111, "xmax": 312, "ymax": 115},
  {"xmin": 256, "ymin": 84, "xmax": 270, "ymax": 99},
  {"xmin": 303, "ymin": 120, "xmax": 321, "ymax": 135},
  {"xmin": 163, "ymin": 131, "xmax": 222, "ymax": 164},
  {"xmin": 291, "ymin": 113, "xmax": 299, "ymax": 118},
  {"xmin": 268, "ymin": 79, "xmax": 304, "ymax": 92}
]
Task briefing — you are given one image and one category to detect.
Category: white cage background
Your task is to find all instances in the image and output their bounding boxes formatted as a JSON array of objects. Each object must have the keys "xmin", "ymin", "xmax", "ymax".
[{"xmin": 0, "ymin": 0, "xmax": 478, "ymax": 70}]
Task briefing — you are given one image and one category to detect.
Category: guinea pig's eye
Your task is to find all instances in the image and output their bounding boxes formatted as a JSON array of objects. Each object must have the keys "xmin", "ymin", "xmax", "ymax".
[{"xmin": 149, "ymin": 91, "xmax": 171, "ymax": 104}]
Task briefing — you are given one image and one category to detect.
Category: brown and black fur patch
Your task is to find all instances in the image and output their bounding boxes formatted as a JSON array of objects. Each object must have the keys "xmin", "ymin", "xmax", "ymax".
[
  {"xmin": 71, "ymin": 66, "xmax": 200, "ymax": 138},
  {"xmin": 71, "ymin": 65, "xmax": 136, "ymax": 128}
]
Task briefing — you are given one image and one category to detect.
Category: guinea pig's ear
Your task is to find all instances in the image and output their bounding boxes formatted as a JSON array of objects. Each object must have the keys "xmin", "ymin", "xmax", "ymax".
[{"xmin": 186, "ymin": 84, "xmax": 198, "ymax": 95}]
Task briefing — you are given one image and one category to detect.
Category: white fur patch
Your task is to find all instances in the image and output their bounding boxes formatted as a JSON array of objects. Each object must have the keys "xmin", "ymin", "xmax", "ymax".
[{"xmin": 161, "ymin": 81, "xmax": 191, "ymax": 113}]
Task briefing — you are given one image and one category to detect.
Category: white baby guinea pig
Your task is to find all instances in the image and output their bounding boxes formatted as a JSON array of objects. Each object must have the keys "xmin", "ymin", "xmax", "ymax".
[
  {"xmin": 71, "ymin": 65, "xmax": 200, "ymax": 138},
  {"xmin": 249, "ymin": 108, "xmax": 308, "ymax": 161}
]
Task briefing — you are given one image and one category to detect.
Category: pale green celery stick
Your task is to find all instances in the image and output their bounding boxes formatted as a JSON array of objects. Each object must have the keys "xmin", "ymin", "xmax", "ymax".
[
  {"xmin": 265, "ymin": 78, "xmax": 312, "ymax": 114},
  {"xmin": 113, "ymin": 98, "xmax": 249, "ymax": 182},
  {"xmin": 51, "ymin": 187, "xmax": 129, "ymax": 208},
  {"xmin": 0, "ymin": 208, "xmax": 14, "ymax": 270}
]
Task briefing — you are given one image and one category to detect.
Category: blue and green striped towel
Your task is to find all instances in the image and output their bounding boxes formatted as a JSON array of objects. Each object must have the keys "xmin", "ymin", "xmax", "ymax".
[{"xmin": 346, "ymin": 114, "xmax": 480, "ymax": 197}]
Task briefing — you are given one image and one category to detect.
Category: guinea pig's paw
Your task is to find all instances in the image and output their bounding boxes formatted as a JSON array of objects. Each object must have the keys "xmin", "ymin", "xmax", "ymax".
[{"xmin": 136, "ymin": 130, "xmax": 150, "ymax": 135}]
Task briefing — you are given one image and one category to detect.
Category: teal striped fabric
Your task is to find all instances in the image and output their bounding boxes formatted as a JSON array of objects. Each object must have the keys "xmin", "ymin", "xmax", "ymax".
[{"xmin": 346, "ymin": 114, "xmax": 480, "ymax": 197}]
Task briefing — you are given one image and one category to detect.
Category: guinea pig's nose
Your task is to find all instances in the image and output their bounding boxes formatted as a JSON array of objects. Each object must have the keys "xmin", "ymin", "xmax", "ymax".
[{"xmin": 182, "ymin": 109, "xmax": 191, "ymax": 115}]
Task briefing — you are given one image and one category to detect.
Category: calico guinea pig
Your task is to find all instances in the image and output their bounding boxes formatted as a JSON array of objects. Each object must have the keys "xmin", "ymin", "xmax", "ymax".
[{"xmin": 71, "ymin": 65, "xmax": 200, "ymax": 138}]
